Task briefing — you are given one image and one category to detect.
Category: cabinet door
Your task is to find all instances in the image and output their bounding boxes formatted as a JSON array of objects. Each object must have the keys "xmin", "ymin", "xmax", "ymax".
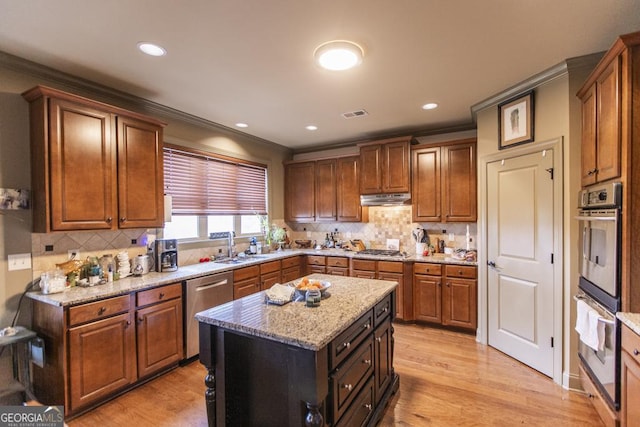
[
  {"xmin": 442, "ymin": 277, "xmax": 477, "ymax": 330},
  {"xmin": 49, "ymin": 98, "xmax": 116, "ymax": 231},
  {"xmin": 378, "ymin": 271, "xmax": 404, "ymax": 320},
  {"xmin": 68, "ymin": 312, "xmax": 136, "ymax": 412},
  {"xmin": 595, "ymin": 57, "xmax": 621, "ymax": 184},
  {"xmin": 337, "ymin": 156, "xmax": 364, "ymax": 222},
  {"xmin": 383, "ymin": 141, "xmax": 410, "ymax": 193},
  {"xmin": 580, "ymin": 84, "xmax": 598, "ymax": 187},
  {"xmin": 117, "ymin": 116, "xmax": 164, "ymax": 228},
  {"xmin": 374, "ymin": 319, "xmax": 392, "ymax": 405},
  {"xmin": 281, "ymin": 266, "xmax": 300, "ymax": 283},
  {"xmin": 412, "ymin": 147, "xmax": 441, "ymax": 222},
  {"xmin": 359, "ymin": 145, "xmax": 383, "ymax": 194},
  {"xmin": 621, "ymin": 350, "xmax": 640, "ymax": 427},
  {"xmin": 234, "ymin": 277, "xmax": 261, "ymax": 299},
  {"xmin": 327, "ymin": 267, "xmax": 349, "ymax": 276},
  {"xmin": 315, "ymin": 159, "xmax": 337, "ymax": 222},
  {"xmin": 442, "ymin": 143, "xmax": 476, "ymax": 222},
  {"xmin": 261, "ymin": 270, "xmax": 282, "ymax": 290},
  {"xmin": 285, "ymin": 162, "xmax": 316, "ymax": 222},
  {"xmin": 136, "ymin": 298, "xmax": 183, "ymax": 378},
  {"xmin": 413, "ymin": 274, "xmax": 441, "ymax": 324}
]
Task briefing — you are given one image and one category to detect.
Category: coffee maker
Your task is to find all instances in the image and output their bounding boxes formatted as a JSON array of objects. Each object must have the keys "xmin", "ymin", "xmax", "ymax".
[{"xmin": 155, "ymin": 239, "xmax": 178, "ymax": 272}]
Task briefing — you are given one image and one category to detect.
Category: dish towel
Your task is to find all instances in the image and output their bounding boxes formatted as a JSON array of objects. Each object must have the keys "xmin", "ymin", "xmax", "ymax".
[
  {"xmin": 575, "ymin": 299, "xmax": 605, "ymax": 352},
  {"xmin": 264, "ymin": 283, "xmax": 295, "ymax": 306}
]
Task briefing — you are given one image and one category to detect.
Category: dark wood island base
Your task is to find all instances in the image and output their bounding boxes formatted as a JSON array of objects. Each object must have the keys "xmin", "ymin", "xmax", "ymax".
[{"xmin": 197, "ymin": 275, "xmax": 400, "ymax": 426}]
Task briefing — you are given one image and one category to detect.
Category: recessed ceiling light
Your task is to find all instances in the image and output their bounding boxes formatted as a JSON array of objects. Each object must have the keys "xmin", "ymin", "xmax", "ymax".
[
  {"xmin": 137, "ymin": 42, "xmax": 166, "ymax": 57},
  {"xmin": 314, "ymin": 40, "xmax": 364, "ymax": 71},
  {"xmin": 306, "ymin": 125, "xmax": 318, "ymax": 131},
  {"xmin": 235, "ymin": 123, "xmax": 248, "ymax": 128},
  {"xmin": 422, "ymin": 103, "xmax": 439, "ymax": 110}
]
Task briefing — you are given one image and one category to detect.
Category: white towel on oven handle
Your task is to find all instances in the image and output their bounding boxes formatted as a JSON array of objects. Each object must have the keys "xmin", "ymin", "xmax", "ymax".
[{"xmin": 575, "ymin": 299, "xmax": 605, "ymax": 352}]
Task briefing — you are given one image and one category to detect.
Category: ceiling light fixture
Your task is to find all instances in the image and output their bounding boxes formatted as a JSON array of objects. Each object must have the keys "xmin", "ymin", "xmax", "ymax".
[
  {"xmin": 306, "ymin": 125, "xmax": 318, "ymax": 131},
  {"xmin": 235, "ymin": 123, "xmax": 249, "ymax": 128},
  {"xmin": 137, "ymin": 42, "xmax": 166, "ymax": 57},
  {"xmin": 422, "ymin": 103, "xmax": 439, "ymax": 110},
  {"xmin": 314, "ymin": 40, "xmax": 364, "ymax": 71}
]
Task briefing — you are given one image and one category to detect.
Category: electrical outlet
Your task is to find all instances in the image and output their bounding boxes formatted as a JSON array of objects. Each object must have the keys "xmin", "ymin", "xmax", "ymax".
[
  {"xmin": 8, "ymin": 253, "xmax": 32, "ymax": 271},
  {"xmin": 448, "ymin": 233, "xmax": 455, "ymax": 241},
  {"xmin": 306, "ymin": 231, "xmax": 311, "ymax": 237},
  {"xmin": 68, "ymin": 249, "xmax": 80, "ymax": 260}
]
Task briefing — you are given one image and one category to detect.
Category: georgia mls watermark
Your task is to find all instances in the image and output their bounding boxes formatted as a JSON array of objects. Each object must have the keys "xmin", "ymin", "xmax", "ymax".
[{"xmin": 0, "ymin": 406, "xmax": 64, "ymax": 427}]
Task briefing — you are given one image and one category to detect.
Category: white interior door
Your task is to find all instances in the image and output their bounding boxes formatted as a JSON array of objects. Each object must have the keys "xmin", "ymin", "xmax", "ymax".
[{"xmin": 487, "ymin": 149, "xmax": 555, "ymax": 377}]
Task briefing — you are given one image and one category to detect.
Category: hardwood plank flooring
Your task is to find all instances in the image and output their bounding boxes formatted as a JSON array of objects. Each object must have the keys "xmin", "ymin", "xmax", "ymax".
[{"xmin": 68, "ymin": 323, "xmax": 602, "ymax": 426}]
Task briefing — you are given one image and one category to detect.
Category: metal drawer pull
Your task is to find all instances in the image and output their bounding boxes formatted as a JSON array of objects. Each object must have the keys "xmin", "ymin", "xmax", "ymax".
[
  {"xmin": 376, "ymin": 337, "xmax": 382, "ymax": 343},
  {"xmin": 98, "ymin": 307, "xmax": 107, "ymax": 315},
  {"xmin": 343, "ymin": 342, "xmax": 351, "ymax": 349},
  {"xmin": 634, "ymin": 349, "xmax": 639, "ymax": 356},
  {"xmin": 363, "ymin": 359, "xmax": 371, "ymax": 365},
  {"xmin": 342, "ymin": 383, "xmax": 353, "ymax": 391},
  {"xmin": 363, "ymin": 323, "xmax": 370, "ymax": 329},
  {"xmin": 159, "ymin": 292, "xmax": 165, "ymax": 299},
  {"xmin": 364, "ymin": 404, "xmax": 372, "ymax": 411}
]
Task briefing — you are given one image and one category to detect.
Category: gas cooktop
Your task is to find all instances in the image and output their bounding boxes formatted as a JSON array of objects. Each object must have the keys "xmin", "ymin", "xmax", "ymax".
[{"xmin": 358, "ymin": 249, "xmax": 403, "ymax": 257}]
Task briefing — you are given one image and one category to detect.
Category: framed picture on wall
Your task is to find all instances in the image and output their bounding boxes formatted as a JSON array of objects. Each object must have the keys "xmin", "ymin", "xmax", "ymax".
[{"xmin": 498, "ymin": 90, "xmax": 534, "ymax": 149}]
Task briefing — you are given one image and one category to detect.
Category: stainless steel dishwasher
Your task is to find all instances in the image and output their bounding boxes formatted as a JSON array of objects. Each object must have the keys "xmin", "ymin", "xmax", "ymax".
[{"xmin": 185, "ymin": 271, "xmax": 233, "ymax": 359}]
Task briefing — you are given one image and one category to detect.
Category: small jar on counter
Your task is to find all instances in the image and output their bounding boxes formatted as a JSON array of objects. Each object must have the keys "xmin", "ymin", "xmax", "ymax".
[{"xmin": 305, "ymin": 289, "xmax": 321, "ymax": 307}]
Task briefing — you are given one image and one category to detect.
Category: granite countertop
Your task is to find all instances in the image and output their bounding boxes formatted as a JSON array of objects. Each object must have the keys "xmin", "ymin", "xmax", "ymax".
[
  {"xmin": 26, "ymin": 248, "xmax": 476, "ymax": 307},
  {"xmin": 195, "ymin": 274, "xmax": 397, "ymax": 351},
  {"xmin": 617, "ymin": 312, "xmax": 640, "ymax": 335}
]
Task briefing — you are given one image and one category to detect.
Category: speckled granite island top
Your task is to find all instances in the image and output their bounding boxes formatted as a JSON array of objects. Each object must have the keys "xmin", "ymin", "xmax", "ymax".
[
  {"xmin": 195, "ymin": 274, "xmax": 397, "ymax": 351},
  {"xmin": 617, "ymin": 312, "xmax": 640, "ymax": 335}
]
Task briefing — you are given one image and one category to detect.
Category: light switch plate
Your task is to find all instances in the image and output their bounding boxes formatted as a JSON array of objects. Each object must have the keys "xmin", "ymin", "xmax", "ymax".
[{"xmin": 8, "ymin": 253, "xmax": 32, "ymax": 271}]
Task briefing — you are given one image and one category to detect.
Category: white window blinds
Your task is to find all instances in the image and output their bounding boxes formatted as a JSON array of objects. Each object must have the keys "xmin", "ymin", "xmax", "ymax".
[{"xmin": 163, "ymin": 145, "xmax": 267, "ymax": 215}]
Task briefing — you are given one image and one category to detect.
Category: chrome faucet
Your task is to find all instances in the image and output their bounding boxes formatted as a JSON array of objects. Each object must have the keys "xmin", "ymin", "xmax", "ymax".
[{"xmin": 228, "ymin": 231, "xmax": 236, "ymax": 258}]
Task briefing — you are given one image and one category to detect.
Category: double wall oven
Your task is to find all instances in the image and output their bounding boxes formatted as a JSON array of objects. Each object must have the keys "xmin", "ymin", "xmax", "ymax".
[{"xmin": 575, "ymin": 181, "xmax": 622, "ymax": 409}]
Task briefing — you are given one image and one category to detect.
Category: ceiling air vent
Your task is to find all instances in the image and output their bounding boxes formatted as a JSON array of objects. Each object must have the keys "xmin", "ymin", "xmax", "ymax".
[{"xmin": 341, "ymin": 109, "xmax": 369, "ymax": 119}]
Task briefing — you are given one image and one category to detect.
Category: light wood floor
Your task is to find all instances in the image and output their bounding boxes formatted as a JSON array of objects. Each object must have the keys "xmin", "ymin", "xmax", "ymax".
[{"xmin": 68, "ymin": 323, "xmax": 603, "ymax": 427}]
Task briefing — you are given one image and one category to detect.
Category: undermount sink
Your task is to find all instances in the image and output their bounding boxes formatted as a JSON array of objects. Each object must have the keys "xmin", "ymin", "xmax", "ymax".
[{"xmin": 213, "ymin": 255, "xmax": 268, "ymax": 264}]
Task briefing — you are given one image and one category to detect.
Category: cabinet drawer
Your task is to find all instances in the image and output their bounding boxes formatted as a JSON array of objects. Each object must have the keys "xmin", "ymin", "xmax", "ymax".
[
  {"xmin": 233, "ymin": 265, "xmax": 260, "ymax": 281},
  {"xmin": 622, "ymin": 324, "xmax": 640, "ymax": 361},
  {"xmin": 351, "ymin": 259, "xmax": 376, "ymax": 271},
  {"xmin": 281, "ymin": 256, "xmax": 301, "ymax": 269},
  {"xmin": 326, "ymin": 267, "xmax": 349, "ymax": 276},
  {"xmin": 260, "ymin": 260, "xmax": 281, "ymax": 274},
  {"xmin": 414, "ymin": 263, "xmax": 442, "ymax": 276},
  {"xmin": 330, "ymin": 310, "xmax": 374, "ymax": 369},
  {"xmin": 68, "ymin": 295, "xmax": 131, "ymax": 326},
  {"xmin": 335, "ymin": 375, "xmax": 374, "ymax": 427},
  {"xmin": 137, "ymin": 283, "xmax": 182, "ymax": 307},
  {"xmin": 307, "ymin": 255, "xmax": 326, "ymax": 266},
  {"xmin": 327, "ymin": 256, "xmax": 349, "ymax": 268},
  {"xmin": 445, "ymin": 265, "xmax": 477, "ymax": 279},
  {"xmin": 331, "ymin": 336, "xmax": 374, "ymax": 422},
  {"xmin": 281, "ymin": 266, "xmax": 300, "ymax": 283},
  {"xmin": 373, "ymin": 294, "xmax": 392, "ymax": 326},
  {"xmin": 377, "ymin": 261, "xmax": 402, "ymax": 273}
]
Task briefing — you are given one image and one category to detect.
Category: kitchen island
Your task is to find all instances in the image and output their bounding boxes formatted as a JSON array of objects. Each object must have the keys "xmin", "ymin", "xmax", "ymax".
[{"xmin": 196, "ymin": 274, "xmax": 399, "ymax": 427}]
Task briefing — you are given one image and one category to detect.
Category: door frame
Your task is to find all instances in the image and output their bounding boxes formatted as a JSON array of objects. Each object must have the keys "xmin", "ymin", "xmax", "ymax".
[{"xmin": 477, "ymin": 137, "xmax": 564, "ymax": 384}]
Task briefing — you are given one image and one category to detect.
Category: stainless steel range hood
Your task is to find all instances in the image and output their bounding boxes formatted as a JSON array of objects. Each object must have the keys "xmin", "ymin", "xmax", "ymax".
[{"xmin": 360, "ymin": 193, "xmax": 411, "ymax": 206}]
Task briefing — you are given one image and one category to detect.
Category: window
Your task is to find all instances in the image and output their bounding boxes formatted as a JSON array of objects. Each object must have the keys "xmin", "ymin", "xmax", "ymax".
[{"xmin": 163, "ymin": 145, "xmax": 268, "ymax": 240}]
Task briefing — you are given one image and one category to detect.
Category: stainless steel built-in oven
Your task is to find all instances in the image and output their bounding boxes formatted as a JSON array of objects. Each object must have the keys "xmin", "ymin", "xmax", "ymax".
[
  {"xmin": 575, "ymin": 181, "xmax": 622, "ymax": 410},
  {"xmin": 575, "ymin": 291, "xmax": 620, "ymax": 409},
  {"xmin": 576, "ymin": 182, "xmax": 622, "ymax": 305}
]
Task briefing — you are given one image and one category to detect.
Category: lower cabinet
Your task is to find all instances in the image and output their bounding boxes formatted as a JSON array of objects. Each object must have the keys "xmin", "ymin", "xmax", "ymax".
[
  {"xmin": 233, "ymin": 265, "xmax": 261, "ymax": 298},
  {"xmin": 329, "ymin": 294, "xmax": 394, "ymax": 426},
  {"xmin": 621, "ymin": 323, "xmax": 640, "ymax": 427},
  {"xmin": 259, "ymin": 260, "xmax": 282, "ymax": 290},
  {"xmin": 414, "ymin": 263, "xmax": 477, "ymax": 331},
  {"xmin": 350, "ymin": 259, "xmax": 407, "ymax": 320},
  {"xmin": 326, "ymin": 256, "xmax": 349, "ymax": 276},
  {"xmin": 306, "ymin": 255, "xmax": 327, "ymax": 274},
  {"xmin": 32, "ymin": 282, "xmax": 183, "ymax": 416},
  {"xmin": 281, "ymin": 256, "xmax": 301, "ymax": 282}
]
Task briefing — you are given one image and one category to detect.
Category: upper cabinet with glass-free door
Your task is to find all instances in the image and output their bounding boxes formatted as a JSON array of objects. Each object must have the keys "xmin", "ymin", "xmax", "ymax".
[{"xmin": 23, "ymin": 86, "xmax": 165, "ymax": 232}]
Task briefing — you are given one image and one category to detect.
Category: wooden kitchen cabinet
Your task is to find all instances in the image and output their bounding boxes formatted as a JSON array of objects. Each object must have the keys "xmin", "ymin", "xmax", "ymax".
[
  {"xmin": 281, "ymin": 256, "xmax": 302, "ymax": 282},
  {"xmin": 284, "ymin": 161, "xmax": 316, "ymax": 222},
  {"xmin": 578, "ymin": 58, "xmax": 621, "ymax": 186},
  {"xmin": 233, "ymin": 265, "xmax": 262, "ymax": 299},
  {"xmin": 306, "ymin": 255, "xmax": 326, "ymax": 274},
  {"xmin": 135, "ymin": 283, "xmax": 183, "ymax": 378},
  {"xmin": 413, "ymin": 263, "xmax": 442, "ymax": 324},
  {"xmin": 621, "ymin": 323, "xmax": 640, "ymax": 427},
  {"xmin": 349, "ymin": 259, "xmax": 407, "ymax": 320},
  {"xmin": 359, "ymin": 136, "xmax": 411, "ymax": 195},
  {"xmin": 326, "ymin": 256, "xmax": 349, "ymax": 276},
  {"xmin": 337, "ymin": 156, "xmax": 367, "ymax": 222},
  {"xmin": 22, "ymin": 85, "xmax": 165, "ymax": 232},
  {"xmin": 413, "ymin": 263, "xmax": 477, "ymax": 331},
  {"xmin": 315, "ymin": 159, "xmax": 337, "ymax": 222},
  {"xmin": 350, "ymin": 259, "xmax": 377, "ymax": 279},
  {"xmin": 260, "ymin": 260, "xmax": 282, "ymax": 290},
  {"xmin": 412, "ymin": 139, "xmax": 477, "ymax": 223}
]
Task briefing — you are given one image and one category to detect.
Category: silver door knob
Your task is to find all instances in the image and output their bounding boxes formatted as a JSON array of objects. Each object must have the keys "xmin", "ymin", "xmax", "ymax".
[{"xmin": 488, "ymin": 261, "xmax": 496, "ymax": 267}]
